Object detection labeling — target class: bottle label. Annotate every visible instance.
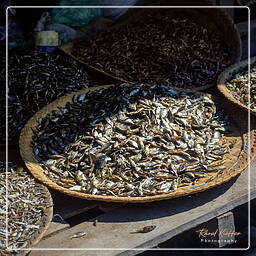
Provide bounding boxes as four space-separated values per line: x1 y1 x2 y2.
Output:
34 31 59 47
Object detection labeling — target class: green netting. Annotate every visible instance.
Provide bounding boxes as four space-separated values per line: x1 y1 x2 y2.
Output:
50 0 102 27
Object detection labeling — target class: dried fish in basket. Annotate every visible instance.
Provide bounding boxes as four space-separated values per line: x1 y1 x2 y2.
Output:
19 83 252 203
0 162 53 255
63 2 241 91
217 56 256 116
0 48 92 143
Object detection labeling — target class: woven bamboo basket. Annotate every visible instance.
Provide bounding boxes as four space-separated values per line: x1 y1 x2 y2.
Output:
19 84 255 203
60 0 241 91
217 56 256 116
2 165 53 256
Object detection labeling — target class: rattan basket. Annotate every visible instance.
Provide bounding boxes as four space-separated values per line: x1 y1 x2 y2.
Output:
59 0 241 91
19 84 255 203
2 164 53 256
217 56 256 116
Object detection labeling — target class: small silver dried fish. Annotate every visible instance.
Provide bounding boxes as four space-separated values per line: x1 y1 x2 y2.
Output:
32 83 231 197
71 232 87 239
226 63 256 109
0 162 49 255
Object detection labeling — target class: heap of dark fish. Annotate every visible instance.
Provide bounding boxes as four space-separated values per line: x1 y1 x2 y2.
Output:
0 49 91 142
32 83 231 197
226 62 256 110
73 11 231 87
0 162 50 254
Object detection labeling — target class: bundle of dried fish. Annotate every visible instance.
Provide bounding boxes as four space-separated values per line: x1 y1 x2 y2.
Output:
0 48 91 142
226 63 256 110
0 162 50 254
73 11 231 87
32 83 231 197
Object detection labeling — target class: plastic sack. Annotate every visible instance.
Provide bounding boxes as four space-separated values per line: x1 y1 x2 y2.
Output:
76 17 113 38
46 23 77 44
49 0 102 27
34 12 50 32
1 6 25 47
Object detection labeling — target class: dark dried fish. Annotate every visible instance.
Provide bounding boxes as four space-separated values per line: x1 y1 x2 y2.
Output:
0 48 91 142
73 11 231 88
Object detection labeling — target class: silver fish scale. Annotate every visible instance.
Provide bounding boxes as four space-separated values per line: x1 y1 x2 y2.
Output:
0 162 49 254
32 83 230 197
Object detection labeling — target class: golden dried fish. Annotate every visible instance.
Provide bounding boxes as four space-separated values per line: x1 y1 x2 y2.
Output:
132 225 157 234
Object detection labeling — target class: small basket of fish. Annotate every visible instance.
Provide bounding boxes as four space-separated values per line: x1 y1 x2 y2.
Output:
60 0 241 91
217 56 256 116
19 83 255 203
0 162 53 255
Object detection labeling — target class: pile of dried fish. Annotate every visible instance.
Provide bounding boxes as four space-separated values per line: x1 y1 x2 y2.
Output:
73 11 231 87
0 162 50 254
0 48 91 142
32 83 231 197
226 63 256 109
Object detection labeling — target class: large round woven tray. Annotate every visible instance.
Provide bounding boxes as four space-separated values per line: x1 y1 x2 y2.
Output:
217 56 256 116
59 0 241 91
19 84 255 203
1 164 53 256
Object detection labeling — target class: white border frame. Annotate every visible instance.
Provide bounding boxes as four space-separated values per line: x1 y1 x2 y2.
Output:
5 5 251 253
